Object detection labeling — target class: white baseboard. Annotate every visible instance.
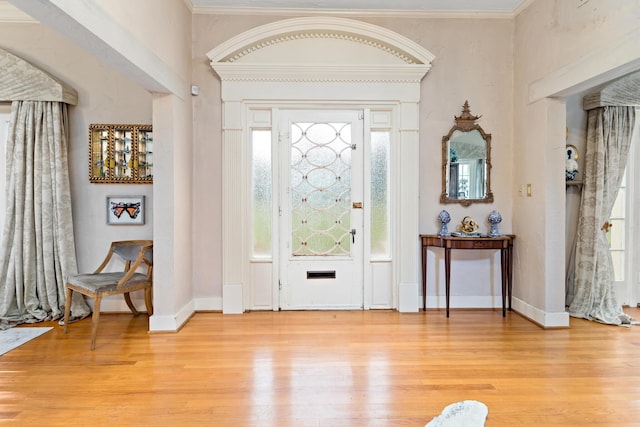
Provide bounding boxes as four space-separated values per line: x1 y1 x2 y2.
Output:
194 297 222 311
99 296 146 312
99 297 218 332
425 295 507 309
103 294 571 331
512 297 570 328
148 300 195 332
424 295 570 327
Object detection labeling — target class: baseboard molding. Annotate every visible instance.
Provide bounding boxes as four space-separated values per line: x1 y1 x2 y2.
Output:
194 297 222 311
149 300 195 332
512 297 570 328
100 296 220 332
99 297 147 313
104 294 571 330
425 295 509 309
424 295 570 327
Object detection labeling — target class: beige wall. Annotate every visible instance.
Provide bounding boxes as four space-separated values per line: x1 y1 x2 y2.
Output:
0 22 153 311
514 0 640 322
191 14 515 307
0 0 194 327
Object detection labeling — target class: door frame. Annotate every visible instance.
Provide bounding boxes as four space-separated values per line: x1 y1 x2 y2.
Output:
208 17 434 313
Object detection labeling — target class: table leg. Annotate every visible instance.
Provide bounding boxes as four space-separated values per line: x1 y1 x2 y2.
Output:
508 243 513 311
422 245 427 310
500 247 507 317
445 247 451 318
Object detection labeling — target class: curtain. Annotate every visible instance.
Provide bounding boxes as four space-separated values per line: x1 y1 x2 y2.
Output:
0 101 90 329
567 106 636 325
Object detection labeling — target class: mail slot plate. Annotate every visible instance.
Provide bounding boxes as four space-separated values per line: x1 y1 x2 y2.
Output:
307 271 336 279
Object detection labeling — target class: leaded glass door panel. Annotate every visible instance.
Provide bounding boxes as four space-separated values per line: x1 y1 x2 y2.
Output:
280 110 363 309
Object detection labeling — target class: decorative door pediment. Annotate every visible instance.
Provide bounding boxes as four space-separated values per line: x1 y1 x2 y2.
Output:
208 17 434 83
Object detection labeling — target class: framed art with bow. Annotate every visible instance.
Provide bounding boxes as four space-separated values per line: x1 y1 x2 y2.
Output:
106 195 145 225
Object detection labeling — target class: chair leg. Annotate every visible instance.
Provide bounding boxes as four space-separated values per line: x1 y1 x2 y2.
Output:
90 296 102 351
63 287 73 334
144 286 153 316
123 292 139 316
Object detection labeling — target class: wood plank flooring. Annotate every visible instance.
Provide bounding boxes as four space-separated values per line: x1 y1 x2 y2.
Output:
2 308 640 426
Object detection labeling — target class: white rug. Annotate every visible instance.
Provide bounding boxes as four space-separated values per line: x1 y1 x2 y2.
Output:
0 327 53 355
425 400 488 427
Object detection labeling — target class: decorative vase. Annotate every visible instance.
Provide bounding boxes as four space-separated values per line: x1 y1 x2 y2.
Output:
488 210 502 237
437 210 451 236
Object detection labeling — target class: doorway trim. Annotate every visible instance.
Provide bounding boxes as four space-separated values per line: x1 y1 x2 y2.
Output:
208 17 434 313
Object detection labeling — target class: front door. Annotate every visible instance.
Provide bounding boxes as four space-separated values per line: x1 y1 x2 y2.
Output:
279 110 364 309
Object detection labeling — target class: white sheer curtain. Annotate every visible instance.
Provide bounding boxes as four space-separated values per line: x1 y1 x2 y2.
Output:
567 106 636 325
0 100 89 329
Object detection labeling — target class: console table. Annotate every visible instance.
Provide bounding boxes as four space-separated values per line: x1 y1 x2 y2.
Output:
420 234 515 317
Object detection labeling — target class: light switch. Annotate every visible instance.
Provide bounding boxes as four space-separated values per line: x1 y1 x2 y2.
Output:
526 184 532 197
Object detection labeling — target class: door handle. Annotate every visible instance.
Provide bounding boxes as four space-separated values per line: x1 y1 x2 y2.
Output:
350 228 356 244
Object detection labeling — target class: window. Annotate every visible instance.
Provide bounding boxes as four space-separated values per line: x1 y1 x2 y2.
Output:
251 130 272 258
370 131 390 258
609 107 640 306
608 170 625 282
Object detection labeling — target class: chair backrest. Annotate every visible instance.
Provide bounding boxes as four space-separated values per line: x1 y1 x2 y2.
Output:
112 240 153 263
110 241 153 286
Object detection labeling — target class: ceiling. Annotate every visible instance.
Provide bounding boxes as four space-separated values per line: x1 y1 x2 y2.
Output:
190 0 529 13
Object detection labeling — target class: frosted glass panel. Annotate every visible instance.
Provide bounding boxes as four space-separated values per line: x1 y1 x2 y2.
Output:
371 131 390 258
252 130 272 257
291 122 351 256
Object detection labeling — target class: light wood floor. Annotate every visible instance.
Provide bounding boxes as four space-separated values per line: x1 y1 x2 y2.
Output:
2 308 640 426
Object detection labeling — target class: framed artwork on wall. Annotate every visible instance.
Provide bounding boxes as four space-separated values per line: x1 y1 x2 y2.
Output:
106 195 145 225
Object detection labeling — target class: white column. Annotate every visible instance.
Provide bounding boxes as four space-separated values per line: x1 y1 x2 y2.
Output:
222 101 245 313
397 101 420 312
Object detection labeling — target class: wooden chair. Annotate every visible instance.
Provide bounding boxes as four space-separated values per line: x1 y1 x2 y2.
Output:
63 240 153 350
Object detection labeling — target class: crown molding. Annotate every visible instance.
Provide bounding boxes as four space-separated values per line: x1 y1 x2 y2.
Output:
193 6 516 19
513 0 535 17
0 2 37 23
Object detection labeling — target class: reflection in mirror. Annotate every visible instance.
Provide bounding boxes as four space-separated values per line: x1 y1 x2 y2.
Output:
440 101 493 206
448 130 486 199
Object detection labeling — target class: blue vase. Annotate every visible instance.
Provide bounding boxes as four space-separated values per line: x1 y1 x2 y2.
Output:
488 210 502 237
437 210 451 236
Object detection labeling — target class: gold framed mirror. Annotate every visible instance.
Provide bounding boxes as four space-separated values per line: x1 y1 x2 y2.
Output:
440 101 493 207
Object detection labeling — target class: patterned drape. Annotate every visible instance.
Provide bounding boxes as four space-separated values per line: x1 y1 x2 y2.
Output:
567 106 636 325
0 100 90 329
